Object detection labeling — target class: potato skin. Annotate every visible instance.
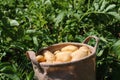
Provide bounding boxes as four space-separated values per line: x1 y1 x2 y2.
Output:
43 50 56 63
71 48 88 61
54 50 61 55
36 55 45 62
61 45 78 52
55 51 72 62
79 46 90 52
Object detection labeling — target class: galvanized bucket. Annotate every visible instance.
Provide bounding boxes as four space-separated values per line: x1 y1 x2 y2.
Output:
26 36 99 80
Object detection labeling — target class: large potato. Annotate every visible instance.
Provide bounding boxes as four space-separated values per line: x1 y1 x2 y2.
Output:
71 49 80 57
43 50 55 63
71 49 88 61
54 50 61 55
36 55 45 62
61 45 78 52
55 51 72 62
79 46 91 55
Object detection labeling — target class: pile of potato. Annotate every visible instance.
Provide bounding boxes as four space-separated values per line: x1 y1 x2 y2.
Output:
36 45 91 64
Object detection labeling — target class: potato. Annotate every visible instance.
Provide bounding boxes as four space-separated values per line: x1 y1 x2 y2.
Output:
54 50 61 55
43 50 55 63
80 46 89 50
37 45 91 63
80 46 91 55
36 55 45 62
79 46 90 52
71 49 80 57
55 51 72 62
71 49 88 61
61 45 78 52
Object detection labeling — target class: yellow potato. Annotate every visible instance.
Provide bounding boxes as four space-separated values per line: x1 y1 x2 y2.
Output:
80 46 91 55
88 51 91 55
36 55 45 62
61 45 78 52
54 50 61 55
80 46 89 49
55 51 72 62
71 49 80 57
71 49 88 61
43 50 55 62
79 46 90 52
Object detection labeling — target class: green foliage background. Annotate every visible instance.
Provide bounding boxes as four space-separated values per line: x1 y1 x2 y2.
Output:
0 0 120 80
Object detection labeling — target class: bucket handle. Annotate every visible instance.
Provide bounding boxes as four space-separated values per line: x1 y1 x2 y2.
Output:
82 36 99 49
26 51 45 78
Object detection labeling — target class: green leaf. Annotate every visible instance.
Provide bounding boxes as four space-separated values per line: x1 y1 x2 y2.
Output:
94 3 99 11
107 12 120 20
0 62 10 70
2 17 10 26
100 0 108 11
97 50 104 57
10 20 19 26
26 71 34 80
4 74 20 80
0 66 15 74
26 30 36 34
33 36 38 47
111 40 120 58
44 0 51 5
54 11 66 26
100 37 108 43
103 4 116 12
0 52 6 61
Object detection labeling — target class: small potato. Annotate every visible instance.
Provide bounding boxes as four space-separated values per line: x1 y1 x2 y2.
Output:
43 50 55 62
61 45 78 52
55 51 72 62
71 49 88 61
36 55 45 62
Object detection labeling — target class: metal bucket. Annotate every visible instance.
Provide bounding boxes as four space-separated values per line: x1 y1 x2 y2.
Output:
26 36 99 80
